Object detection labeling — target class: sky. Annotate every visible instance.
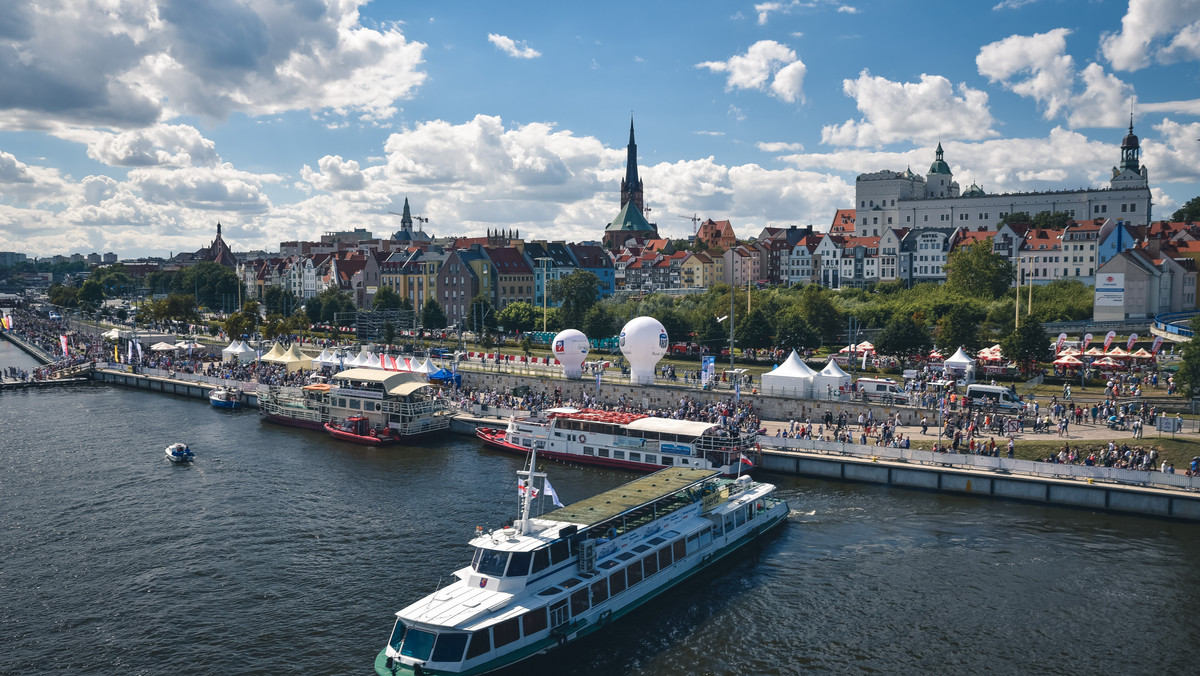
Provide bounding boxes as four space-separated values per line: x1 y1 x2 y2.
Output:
1 0 1200 259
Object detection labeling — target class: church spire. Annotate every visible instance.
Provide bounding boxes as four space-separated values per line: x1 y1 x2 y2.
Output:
620 117 644 212
1120 116 1140 173
401 197 413 231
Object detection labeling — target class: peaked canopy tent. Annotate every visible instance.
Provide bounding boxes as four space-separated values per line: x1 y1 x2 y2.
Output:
813 359 851 396
760 350 817 398
150 341 179 352
232 340 256 363
259 343 288 363
1053 354 1083 367
221 340 242 362
428 367 461 388
943 347 977 382
272 344 313 372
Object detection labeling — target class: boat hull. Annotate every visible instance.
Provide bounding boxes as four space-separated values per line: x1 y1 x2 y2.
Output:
209 398 241 409
475 427 753 476
325 424 395 446
372 506 788 676
261 411 327 431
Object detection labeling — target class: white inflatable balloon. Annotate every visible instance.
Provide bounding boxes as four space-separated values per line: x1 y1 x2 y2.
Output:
619 317 667 385
552 329 590 379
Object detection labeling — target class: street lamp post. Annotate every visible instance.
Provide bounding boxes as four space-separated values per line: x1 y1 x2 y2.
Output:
536 257 552 332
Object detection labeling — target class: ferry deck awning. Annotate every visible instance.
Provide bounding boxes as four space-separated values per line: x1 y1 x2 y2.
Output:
622 418 719 437
540 468 718 528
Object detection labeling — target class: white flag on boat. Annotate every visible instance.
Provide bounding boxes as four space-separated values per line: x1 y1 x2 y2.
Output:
543 479 565 508
517 479 539 500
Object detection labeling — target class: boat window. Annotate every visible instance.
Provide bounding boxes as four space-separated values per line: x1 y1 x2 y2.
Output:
560 577 581 589
613 450 625 460
549 540 569 564
643 554 659 577
686 534 699 554
644 455 656 464
724 515 734 532
632 544 651 554
591 579 608 604
474 549 510 577
570 587 590 616
626 562 643 587
598 449 609 458
506 551 532 577
492 617 521 648
629 452 640 462
609 570 627 596
673 539 687 560
531 548 550 574
658 547 672 569
701 525 714 545
661 456 673 466
432 633 468 662
616 552 635 561
735 507 746 528
598 560 618 570
522 607 548 636
647 537 666 546
465 630 490 660
583 447 594 455
349 399 361 410
399 628 436 660
375 402 382 411
388 620 407 651
549 599 570 628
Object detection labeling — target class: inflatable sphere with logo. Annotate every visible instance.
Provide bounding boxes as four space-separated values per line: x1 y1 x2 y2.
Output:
619 316 667 385
551 329 590 379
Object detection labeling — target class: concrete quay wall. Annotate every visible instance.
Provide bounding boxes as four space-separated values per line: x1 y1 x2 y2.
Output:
93 368 260 407
759 451 1200 521
457 370 921 424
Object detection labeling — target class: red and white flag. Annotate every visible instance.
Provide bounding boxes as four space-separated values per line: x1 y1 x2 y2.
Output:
1103 331 1117 352
60 334 69 358
738 453 754 467
1151 335 1164 355
1082 332 1093 352
1126 333 1139 351
1055 333 1067 354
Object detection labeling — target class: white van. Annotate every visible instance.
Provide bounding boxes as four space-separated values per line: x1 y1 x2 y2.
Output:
856 377 906 404
965 384 1023 412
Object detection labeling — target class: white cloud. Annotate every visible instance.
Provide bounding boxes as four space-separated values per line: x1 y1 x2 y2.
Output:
487 33 541 59
992 0 1039 9
54 124 220 168
1101 0 1200 71
1144 117 1200 183
302 155 367 191
757 141 804 153
0 1 428 129
977 29 1076 119
1141 98 1200 115
821 70 996 146
0 150 71 205
1067 64 1136 128
755 0 859 24
126 164 279 212
696 40 807 104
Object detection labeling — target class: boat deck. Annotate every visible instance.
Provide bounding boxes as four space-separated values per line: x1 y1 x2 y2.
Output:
540 467 718 527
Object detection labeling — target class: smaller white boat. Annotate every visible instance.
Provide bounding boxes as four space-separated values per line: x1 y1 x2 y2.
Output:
209 386 242 409
165 443 195 463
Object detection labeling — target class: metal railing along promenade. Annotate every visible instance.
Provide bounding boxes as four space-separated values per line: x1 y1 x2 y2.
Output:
759 435 1200 492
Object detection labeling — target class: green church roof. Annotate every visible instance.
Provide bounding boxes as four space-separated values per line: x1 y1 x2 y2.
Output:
605 200 654 232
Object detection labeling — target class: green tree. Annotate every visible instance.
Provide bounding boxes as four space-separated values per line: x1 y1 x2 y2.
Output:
774 308 821 352
658 308 692 347
1171 196 1200 223
421 298 448 330
694 312 726 349
582 305 616 338
173 262 244 311
945 240 1015 301
373 286 403 310
549 270 600 329
79 279 105 310
520 334 534 359
48 283 80 308
467 295 497 335
735 308 774 349
874 314 932 359
797 284 842 342
264 286 299 316
224 311 253 339
1173 316 1200 398
936 304 983 353
309 287 355 324
1001 319 1049 374
383 320 396 346
497 301 536 334
262 313 285 340
90 264 135 298
1031 210 1073 230
163 293 200 322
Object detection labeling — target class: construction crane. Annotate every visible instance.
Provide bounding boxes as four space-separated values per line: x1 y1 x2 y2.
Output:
678 213 701 236
387 211 429 224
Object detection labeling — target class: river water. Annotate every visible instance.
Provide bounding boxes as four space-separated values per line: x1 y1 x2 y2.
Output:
2 347 1198 675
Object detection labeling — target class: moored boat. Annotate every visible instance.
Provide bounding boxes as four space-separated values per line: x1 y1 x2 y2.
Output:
475 407 759 476
165 443 195 463
373 436 789 675
209 385 242 409
258 382 331 430
324 415 399 445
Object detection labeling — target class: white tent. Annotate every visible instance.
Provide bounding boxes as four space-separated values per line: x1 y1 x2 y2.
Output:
943 347 977 382
312 348 334 367
102 328 125 340
150 341 180 352
232 340 256 363
760 350 816 398
813 359 852 397
412 357 435 375
222 340 241 362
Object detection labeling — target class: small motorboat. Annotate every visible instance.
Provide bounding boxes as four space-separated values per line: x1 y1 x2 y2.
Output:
209 386 242 409
324 415 397 446
165 443 195 463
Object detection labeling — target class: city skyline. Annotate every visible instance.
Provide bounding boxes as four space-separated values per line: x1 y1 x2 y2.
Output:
1 0 1199 258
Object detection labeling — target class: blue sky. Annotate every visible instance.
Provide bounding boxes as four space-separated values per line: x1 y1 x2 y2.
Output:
1 0 1199 258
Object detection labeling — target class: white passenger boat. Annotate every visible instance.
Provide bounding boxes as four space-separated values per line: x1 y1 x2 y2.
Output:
476 407 760 476
374 438 789 675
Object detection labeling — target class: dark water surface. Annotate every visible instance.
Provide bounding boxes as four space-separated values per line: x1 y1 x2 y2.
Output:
2 380 1198 675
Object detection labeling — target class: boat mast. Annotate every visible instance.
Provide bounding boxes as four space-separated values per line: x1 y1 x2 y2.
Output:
515 434 547 535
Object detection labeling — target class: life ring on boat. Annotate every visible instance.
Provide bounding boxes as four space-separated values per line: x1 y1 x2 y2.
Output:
370 429 378 438
579 434 586 443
